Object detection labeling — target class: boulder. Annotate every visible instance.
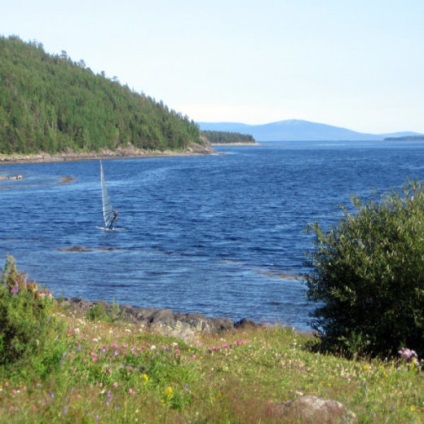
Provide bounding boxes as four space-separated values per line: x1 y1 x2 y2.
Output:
275 395 357 423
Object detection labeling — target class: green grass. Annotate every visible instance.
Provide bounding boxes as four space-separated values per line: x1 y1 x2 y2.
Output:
0 305 422 423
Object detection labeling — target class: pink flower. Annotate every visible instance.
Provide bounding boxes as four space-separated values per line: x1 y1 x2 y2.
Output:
113 382 119 388
128 388 136 396
234 340 250 346
398 347 418 361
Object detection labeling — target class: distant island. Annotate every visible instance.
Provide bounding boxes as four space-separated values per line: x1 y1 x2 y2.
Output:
198 120 423 142
0 36 207 157
201 130 256 145
384 135 424 141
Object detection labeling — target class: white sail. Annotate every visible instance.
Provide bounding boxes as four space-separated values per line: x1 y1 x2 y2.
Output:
100 160 115 229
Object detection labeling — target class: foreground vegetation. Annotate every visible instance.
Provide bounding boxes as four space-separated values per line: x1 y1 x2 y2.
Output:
306 181 424 359
0 36 202 155
0 257 423 423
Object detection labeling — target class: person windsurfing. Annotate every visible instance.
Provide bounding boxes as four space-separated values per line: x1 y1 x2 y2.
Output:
109 210 119 229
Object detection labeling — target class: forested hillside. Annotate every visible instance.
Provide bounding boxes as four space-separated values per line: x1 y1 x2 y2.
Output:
0 36 203 154
202 130 255 144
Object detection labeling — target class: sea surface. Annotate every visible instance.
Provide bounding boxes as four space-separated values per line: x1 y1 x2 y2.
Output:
1 140 424 331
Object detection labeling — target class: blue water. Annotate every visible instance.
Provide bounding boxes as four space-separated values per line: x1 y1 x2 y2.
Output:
1 140 424 331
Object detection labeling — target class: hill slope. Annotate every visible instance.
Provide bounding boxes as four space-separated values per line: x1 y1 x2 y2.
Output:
198 119 421 142
0 36 203 155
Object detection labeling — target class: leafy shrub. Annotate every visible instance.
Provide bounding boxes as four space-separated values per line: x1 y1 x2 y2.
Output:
86 302 108 322
86 300 122 322
305 181 424 358
0 255 55 364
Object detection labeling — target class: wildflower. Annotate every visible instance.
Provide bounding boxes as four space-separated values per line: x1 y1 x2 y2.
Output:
233 340 250 346
163 386 174 399
106 391 112 406
150 345 156 351
128 388 136 396
398 347 418 361
398 348 420 367
113 382 119 388
10 280 19 295
141 373 149 382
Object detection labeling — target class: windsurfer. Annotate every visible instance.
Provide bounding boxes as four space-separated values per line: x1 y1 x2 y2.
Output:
109 210 119 229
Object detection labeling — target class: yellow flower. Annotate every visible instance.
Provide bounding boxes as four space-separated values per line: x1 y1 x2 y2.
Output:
163 386 174 399
141 373 149 382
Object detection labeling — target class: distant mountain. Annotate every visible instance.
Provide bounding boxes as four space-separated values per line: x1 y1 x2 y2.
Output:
198 119 422 142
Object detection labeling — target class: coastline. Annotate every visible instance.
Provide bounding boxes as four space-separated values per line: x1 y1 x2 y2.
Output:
0 143 216 165
211 142 259 146
60 297 261 342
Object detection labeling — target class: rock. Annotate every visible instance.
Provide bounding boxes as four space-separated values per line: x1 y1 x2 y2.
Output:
59 246 92 252
234 318 258 328
275 395 357 423
59 298 239 341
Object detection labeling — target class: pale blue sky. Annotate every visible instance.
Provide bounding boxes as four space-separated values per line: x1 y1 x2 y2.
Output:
2 0 423 133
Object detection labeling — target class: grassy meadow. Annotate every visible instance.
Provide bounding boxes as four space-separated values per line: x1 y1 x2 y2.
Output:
0 301 422 423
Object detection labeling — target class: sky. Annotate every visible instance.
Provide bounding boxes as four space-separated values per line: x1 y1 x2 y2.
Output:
1 0 424 134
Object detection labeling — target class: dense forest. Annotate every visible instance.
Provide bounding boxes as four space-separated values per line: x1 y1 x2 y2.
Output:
0 36 204 155
202 130 255 144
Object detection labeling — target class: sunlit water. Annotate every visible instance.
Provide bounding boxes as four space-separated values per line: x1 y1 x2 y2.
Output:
1 140 424 331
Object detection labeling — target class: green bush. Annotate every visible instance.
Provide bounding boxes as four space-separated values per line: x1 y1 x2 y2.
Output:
305 181 424 358
0 255 55 364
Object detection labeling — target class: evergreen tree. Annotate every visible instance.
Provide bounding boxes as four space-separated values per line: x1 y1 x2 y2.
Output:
0 36 204 154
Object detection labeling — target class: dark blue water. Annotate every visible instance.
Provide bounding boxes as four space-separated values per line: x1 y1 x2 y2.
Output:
1 140 424 331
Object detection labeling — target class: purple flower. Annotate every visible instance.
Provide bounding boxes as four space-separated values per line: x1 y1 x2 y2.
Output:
106 390 112 406
10 281 19 295
398 348 418 361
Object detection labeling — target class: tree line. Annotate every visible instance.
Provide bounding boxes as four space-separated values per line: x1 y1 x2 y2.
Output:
202 130 255 144
0 36 203 155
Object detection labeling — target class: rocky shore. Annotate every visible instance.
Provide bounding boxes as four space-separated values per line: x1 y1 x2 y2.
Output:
0 143 216 165
60 297 258 342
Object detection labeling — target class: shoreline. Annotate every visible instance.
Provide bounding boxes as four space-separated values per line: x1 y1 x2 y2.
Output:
211 142 259 146
0 143 217 166
59 297 262 342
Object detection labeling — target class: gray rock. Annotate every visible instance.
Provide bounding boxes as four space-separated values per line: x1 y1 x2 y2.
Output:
276 395 357 423
59 297 240 341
